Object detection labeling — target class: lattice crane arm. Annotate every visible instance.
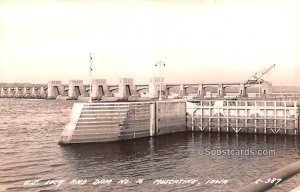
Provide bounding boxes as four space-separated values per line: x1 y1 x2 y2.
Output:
246 64 276 85
256 64 276 81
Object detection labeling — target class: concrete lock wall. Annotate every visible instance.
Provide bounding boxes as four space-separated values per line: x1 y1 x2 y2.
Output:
59 100 187 144
59 102 153 144
148 77 165 99
156 100 187 135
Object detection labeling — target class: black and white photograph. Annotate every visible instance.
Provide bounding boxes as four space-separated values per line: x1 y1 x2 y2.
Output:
1 0 300 191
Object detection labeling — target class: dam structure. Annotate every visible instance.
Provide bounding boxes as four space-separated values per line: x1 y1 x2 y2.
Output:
57 77 300 144
1 77 300 100
0 83 47 99
0 78 299 144
42 78 279 100
0 77 282 100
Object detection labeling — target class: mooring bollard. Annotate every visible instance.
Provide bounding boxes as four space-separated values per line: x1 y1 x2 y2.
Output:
236 160 300 192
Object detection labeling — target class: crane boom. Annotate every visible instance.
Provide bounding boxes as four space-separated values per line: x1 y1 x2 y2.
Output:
256 64 275 81
246 64 276 85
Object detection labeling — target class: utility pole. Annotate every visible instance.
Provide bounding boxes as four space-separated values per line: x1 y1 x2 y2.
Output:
155 61 166 100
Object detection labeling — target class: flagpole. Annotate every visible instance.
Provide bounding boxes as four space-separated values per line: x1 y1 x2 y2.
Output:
89 53 92 103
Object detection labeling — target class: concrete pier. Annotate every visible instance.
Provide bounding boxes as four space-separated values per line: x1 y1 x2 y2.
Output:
15 87 22 98
8 87 13 97
68 80 87 100
179 84 187 97
217 84 225 98
40 87 47 99
239 83 247 97
47 80 62 99
261 82 272 97
197 84 206 98
148 77 165 99
23 87 30 98
91 79 108 100
31 87 37 98
118 78 139 100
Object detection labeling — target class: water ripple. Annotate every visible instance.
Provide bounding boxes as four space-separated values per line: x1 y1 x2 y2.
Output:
0 99 299 191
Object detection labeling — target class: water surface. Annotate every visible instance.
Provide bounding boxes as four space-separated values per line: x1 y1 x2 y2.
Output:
0 99 299 192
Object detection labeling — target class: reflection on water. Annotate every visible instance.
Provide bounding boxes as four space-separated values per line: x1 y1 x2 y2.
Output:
0 99 299 192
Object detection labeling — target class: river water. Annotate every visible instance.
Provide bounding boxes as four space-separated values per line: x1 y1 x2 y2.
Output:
0 99 299 192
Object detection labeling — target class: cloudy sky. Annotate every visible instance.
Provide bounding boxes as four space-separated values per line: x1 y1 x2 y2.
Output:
0 0 299 85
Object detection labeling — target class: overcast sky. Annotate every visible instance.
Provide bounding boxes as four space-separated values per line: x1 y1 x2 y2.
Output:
0 0 299 85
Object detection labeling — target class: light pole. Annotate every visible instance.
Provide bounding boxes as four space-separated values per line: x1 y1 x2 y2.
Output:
88 53 93 103
155 61 166 100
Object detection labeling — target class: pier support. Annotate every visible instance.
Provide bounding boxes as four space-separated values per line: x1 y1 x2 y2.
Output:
197 84 206 98
68 80 86 100
148 77 165 99
150 103 156 136
118 78 139 100
179 84 187 97
91 79 109 100
31 87 37 98
165 87 170 99
40 87 47 98
239 83 247 97
218 84 225 98
15 87 22 98
23 87 30 98
261 82 272 98
0 87 4 97
4 88 9 97
48 80 63 99
8 87 13 97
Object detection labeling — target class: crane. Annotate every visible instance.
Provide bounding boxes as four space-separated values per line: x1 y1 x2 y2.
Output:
245 64 276 85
